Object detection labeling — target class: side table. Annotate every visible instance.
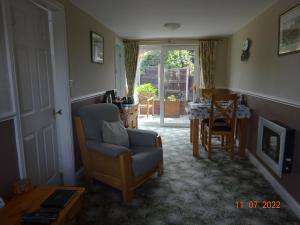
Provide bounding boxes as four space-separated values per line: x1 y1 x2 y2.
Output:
0 186 85 225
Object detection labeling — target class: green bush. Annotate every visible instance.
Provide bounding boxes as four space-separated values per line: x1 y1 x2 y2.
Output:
135 83 157 95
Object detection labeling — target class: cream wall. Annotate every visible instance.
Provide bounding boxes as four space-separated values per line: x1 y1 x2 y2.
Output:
227 0 300 102
58 0 118 98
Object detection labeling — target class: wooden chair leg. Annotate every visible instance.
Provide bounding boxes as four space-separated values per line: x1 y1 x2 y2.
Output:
208 134 212 160
204 128 208 151
192 119 200 158
190 120 193 143
231 133 235 159
158 161 164 176
229 136 234 160
122 189 133 205
221 135 225 147
152 102 154 116
225 135 229 151
201 122 205 146
147 102 149 118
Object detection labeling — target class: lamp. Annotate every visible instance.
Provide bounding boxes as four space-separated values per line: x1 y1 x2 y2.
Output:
163 23 181 30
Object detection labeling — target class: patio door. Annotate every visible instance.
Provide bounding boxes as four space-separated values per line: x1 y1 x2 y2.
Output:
136 45 199 127
159 46 199 126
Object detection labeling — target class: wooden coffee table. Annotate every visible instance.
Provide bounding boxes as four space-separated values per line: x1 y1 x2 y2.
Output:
0 186 85 225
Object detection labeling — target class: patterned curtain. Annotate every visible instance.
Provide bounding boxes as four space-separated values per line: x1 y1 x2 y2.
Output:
199 40 218 88
124 40 139 97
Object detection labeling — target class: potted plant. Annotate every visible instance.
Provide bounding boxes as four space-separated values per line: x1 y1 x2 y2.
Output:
164 95 180 118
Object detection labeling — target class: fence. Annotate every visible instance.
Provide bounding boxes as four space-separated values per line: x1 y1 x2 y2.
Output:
139 66 194 101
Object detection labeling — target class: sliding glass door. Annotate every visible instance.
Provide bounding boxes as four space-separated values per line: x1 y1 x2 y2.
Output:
160 46 199 126
136 45 199 127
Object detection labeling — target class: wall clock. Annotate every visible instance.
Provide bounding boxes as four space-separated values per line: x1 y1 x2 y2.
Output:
241 38 251 61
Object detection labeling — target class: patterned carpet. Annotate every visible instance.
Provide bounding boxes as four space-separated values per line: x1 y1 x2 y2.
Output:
78 126 300 225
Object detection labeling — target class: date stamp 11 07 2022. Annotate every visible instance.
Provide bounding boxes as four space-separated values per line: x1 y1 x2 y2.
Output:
235 200 281 209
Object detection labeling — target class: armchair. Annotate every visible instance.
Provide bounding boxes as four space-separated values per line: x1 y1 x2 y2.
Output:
74 103 163 204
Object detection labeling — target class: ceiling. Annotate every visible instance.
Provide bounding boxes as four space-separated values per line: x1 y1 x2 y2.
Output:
70 0 278 39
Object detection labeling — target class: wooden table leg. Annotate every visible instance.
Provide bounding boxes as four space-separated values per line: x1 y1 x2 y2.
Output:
192 119 200 158
239 119 247 159
190 119 194 143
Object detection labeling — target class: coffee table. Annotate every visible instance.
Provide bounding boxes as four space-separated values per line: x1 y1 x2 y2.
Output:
0 186 85 225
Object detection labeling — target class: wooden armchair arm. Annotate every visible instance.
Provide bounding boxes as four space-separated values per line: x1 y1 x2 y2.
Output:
156 136 162 147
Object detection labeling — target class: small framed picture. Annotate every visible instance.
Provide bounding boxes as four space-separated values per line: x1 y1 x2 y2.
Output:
91 31 104 63
278 4 300 55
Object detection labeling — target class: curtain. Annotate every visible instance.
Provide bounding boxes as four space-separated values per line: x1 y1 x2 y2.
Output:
199 40 218 88
124 40 139 97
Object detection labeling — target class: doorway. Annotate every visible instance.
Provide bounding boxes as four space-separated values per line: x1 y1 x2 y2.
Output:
2 0 75 185
136 45 199 127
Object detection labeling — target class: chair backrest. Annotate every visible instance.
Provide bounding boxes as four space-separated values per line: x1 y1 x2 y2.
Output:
201 88 213 98
201 88 232 98
138 92 154 104
79 103 120 142
209 93 237 130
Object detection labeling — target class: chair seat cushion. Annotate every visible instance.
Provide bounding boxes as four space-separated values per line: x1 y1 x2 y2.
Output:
131 147 163 177
102 120 129 147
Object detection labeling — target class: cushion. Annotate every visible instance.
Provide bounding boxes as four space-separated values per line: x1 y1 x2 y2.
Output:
86 140 128 157
130 146 161 154
131 147 163 177
79 103 120 142
127 129 158 147
102 120 129 148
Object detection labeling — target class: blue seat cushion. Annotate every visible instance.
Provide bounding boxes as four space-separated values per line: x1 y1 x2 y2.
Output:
131 147 163 177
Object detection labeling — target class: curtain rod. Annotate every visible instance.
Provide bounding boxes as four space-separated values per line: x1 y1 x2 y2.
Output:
137 38 226 46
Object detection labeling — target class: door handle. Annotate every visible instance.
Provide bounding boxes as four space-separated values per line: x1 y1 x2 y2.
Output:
53 109 62 118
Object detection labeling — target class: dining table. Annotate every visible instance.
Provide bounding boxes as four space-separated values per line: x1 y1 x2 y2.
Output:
187 101 251 159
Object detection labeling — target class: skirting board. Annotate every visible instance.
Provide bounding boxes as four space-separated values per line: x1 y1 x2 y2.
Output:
247 151 300 218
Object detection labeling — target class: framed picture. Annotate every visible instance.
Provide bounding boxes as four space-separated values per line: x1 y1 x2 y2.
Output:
91 31 104 63
278 4 300 55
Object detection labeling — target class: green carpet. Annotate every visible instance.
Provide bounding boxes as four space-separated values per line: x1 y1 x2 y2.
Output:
77 126 299 225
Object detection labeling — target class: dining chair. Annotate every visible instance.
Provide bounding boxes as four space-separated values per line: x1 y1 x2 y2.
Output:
200 88 227 144
201 88 231 98
201 88 213 98
203 93 237 160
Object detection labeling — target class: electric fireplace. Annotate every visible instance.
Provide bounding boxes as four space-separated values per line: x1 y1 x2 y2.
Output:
257 117 295 177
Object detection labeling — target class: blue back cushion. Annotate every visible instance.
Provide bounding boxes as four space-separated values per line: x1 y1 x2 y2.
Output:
79 103 120 142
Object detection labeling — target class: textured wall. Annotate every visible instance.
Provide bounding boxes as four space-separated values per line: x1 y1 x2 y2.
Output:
245 95 300 204
227 0 300 205
58 0 118 99
227 0 300 102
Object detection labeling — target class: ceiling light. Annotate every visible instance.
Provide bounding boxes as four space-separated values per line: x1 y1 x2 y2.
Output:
163 23 181 30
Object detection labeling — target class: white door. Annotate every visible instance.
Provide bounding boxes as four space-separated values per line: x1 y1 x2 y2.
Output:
11 0 60 185
159 46 199 126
